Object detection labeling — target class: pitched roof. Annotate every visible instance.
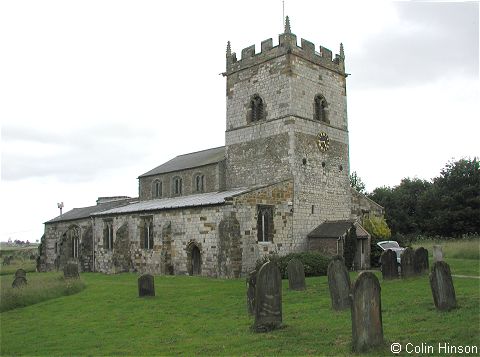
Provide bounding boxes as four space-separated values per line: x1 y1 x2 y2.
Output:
93 187 250 216
45 198 136 224
307 220 370 239
307 220 356 238
139 146 225 178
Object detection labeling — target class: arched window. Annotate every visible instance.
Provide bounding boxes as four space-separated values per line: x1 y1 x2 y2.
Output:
257 205 274 242
140 217 154 250
173 177 183 195
103 220 113 250
250 94 264 122
314 94 328 123
195 174 205 193
67 226 80 258
152 180 162 198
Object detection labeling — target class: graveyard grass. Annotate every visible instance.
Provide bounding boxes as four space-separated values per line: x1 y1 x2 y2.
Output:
1 260 478 356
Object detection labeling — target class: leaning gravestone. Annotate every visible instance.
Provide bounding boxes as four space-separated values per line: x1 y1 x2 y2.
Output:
63 263 80 279
430 261 456 311
246 270 257 315
380 249 398 280
12 276 27 288
351 272 384 352
253 261 282 332
433 245 444 263
138 274 155 297
400 247 415 278
414 247 429 275
287 258 306 291
327 256 351 310
15 268 27 278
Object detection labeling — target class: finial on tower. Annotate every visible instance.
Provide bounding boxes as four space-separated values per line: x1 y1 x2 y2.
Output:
226 41 232 57
284 15 291 34
340 42 345 58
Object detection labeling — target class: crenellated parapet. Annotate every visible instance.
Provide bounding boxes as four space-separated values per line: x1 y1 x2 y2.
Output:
226 16 345 75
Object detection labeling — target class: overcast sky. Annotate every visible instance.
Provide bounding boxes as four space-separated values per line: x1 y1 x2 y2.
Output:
1 0 478 242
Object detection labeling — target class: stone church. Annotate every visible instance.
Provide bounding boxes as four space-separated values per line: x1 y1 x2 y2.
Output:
38 18 383 277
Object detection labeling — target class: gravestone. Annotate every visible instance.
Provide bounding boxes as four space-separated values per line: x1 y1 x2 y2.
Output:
287 258 306 290
430 261 456 311
138 274 155 297
414 247 429 275
246 270 257 315
327 256 351 310
433 245 443 263
253 261 282 332
351 272 384 352
380 249 398 280
63 263 79 279
400 247 415 278
12 276 27 288
15 268 27 278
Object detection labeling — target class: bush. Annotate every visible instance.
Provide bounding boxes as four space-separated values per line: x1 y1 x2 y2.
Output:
255 252 330 279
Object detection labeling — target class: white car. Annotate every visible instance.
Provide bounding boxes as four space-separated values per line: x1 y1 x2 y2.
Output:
377 240 405 264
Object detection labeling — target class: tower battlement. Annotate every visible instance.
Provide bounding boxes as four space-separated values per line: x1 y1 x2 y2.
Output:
226 17 345 75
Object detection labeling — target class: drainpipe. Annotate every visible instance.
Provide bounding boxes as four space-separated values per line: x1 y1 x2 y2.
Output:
91 217 95 272
336 236 342 255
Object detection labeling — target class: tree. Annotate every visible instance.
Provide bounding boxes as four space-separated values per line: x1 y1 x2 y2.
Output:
350 171 366 193
418 158 480 236
369 178 431 235
343 224 357 270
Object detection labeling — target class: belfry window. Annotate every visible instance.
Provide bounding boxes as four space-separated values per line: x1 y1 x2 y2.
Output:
173 177 183 195
250 94 264 122
314 94 328 123
195 174 205 192
103 221 114 250
257 205 274 243
153 180 162 198
140 217 154 250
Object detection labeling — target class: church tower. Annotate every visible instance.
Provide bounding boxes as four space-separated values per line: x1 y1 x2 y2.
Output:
224 18 352 245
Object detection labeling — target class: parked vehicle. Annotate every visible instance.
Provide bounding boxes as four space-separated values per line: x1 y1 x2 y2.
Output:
377 240 405 264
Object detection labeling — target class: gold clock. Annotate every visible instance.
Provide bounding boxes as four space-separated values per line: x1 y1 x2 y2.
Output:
316 131 330 152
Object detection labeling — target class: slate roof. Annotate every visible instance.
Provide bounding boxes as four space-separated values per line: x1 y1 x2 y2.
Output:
93 187 250 216
139 146 225 178
307 220 369 239
45 198 137 224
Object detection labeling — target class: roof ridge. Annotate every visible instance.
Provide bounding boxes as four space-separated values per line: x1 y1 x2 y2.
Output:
175 145 225 158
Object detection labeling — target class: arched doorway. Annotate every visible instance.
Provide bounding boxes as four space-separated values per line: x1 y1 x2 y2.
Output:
187 243 202 276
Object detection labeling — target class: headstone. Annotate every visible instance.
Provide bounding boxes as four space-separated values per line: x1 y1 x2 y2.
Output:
287 258 306 290
351 272 384 352
246 270 257 315
63 263 80 279
400 247 415 278
138 274 155 297
380 249 398 279
12 276 27 288
253 261 282 332
433 245 443 263
430 261 456 311
15 268 27 278
414 247 429 275
327 256 351 310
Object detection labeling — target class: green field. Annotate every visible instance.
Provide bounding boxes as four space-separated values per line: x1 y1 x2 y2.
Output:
1 261 478 356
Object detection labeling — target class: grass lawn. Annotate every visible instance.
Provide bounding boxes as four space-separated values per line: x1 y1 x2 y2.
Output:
1 260 479 356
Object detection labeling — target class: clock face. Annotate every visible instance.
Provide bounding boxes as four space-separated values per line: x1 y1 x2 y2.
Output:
316 131 330 152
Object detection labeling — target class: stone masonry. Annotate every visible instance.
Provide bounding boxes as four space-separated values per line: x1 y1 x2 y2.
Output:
39 18 381 277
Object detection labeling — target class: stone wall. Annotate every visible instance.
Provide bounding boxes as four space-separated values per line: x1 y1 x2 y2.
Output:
351 188 384 219
138 162 223 200
42 219 93 272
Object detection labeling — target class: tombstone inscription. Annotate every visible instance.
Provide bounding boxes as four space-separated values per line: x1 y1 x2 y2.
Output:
253 261 282 332
287 258 306 291
327 256 351 310
380 249 398 280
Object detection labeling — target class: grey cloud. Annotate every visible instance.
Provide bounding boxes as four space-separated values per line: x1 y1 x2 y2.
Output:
349 2 478 88
1 123 155 181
